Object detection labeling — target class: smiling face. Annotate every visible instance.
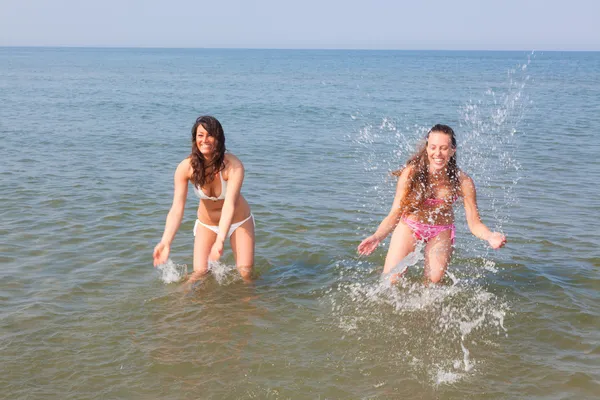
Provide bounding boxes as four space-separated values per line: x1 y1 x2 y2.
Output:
195 124 216 158
426 131 456 173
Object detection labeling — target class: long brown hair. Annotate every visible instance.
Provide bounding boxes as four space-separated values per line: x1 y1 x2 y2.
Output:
190 116 226 187
393 124 460 214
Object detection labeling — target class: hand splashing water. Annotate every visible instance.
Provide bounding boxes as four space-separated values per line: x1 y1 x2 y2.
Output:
156 259 188 283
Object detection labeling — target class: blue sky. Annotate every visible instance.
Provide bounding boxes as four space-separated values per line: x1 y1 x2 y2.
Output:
1 0 598 50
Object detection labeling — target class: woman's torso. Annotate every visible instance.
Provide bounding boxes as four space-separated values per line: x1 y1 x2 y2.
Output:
405 177 460 226
189 154 251 225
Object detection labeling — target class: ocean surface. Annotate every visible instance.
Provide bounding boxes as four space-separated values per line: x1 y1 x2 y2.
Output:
1 47 599 399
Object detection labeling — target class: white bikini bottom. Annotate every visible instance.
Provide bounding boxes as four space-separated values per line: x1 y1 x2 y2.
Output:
193 214 254 239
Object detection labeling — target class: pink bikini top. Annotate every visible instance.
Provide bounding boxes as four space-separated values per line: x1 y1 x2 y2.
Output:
423 194 458 207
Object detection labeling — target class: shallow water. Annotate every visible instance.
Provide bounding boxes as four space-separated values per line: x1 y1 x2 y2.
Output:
1 48 599 399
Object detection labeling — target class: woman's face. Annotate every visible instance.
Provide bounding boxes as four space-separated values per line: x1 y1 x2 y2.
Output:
196 125 216 158
426 131 455 173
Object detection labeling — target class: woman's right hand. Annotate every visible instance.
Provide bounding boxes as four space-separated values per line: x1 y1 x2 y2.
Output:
153 242 171 267
357 235 381 256
487 232 507 249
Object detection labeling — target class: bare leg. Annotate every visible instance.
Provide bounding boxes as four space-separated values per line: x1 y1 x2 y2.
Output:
383 220 417 282
190 222 217 284
229 216 255 282
424 229 453 284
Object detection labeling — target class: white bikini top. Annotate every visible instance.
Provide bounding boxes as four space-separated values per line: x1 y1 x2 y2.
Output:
193 171 227 201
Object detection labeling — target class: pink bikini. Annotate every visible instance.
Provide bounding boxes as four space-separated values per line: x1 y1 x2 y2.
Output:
402 196 458 244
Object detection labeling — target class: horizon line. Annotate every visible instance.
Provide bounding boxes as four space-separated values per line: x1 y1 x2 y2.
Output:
1 45 599 52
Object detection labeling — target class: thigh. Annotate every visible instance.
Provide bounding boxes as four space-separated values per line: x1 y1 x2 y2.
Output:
229 216 255 281
193 222 217 275
383 220 417 275
424 229 454 283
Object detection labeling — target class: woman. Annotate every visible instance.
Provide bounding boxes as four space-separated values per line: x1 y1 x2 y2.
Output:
357 124 506 283
153 116 255 282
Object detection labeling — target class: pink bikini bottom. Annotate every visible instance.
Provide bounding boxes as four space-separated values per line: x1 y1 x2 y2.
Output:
402 217 455 244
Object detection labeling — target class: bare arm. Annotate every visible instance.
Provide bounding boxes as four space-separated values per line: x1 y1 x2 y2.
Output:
373 167 411 240
461 173 506 249
153 159 190 265
357 166 412 255
207 156 245 261
216 156 245 244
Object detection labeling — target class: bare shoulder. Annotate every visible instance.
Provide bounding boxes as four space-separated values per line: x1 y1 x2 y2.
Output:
458 170 476 194
223 153 245 181
224 153 245 170
397 164 415 180
175 157 193 180
458 170 473 184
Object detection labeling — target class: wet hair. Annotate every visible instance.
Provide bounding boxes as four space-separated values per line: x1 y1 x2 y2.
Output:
393 124 460 214
190 116 226 187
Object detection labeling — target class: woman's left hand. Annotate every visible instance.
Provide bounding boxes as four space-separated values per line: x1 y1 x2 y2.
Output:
209 239 224 261
357 235 381 256
487 232 507 249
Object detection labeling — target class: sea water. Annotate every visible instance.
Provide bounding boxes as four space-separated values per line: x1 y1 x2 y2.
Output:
1 48 599 399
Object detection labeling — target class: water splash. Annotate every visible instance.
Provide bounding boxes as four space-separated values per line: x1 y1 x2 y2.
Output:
458 53 532 232
155 259 239 285
383 242 425 281
434 368 462 385
324 261 510 385
208 260 239 284
156 259 188 283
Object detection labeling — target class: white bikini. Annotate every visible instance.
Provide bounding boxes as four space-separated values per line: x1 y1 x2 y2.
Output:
193 171 228 201
193 171 254 238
